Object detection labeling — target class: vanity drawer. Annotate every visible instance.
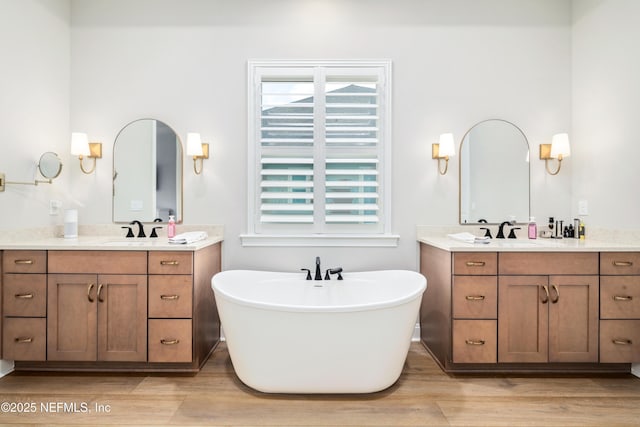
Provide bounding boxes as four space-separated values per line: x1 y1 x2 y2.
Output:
601 253 640 276
2 317 46 361
452 320 497 363
600 320 640 363
453 253 497 275
600 276 640 319
148 252 193 275
3 250 46 273
148 319 193 363
452 276 497 319
48 250 147 274
499 252 598 275
148 275 193 318
3 274 47 317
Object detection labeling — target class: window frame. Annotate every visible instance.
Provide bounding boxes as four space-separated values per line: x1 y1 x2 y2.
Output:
242 59 398 247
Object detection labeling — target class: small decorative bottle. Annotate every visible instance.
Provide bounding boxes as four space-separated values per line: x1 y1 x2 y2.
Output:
167 215 176 238
528 216 537 239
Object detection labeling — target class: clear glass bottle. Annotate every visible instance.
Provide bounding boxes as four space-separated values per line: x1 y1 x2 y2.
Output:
528 216 537 239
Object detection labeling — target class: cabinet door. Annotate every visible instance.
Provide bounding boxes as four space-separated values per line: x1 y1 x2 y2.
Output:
498 275 548 363
548 275 599 363
97 274 147 362
47 274 98 361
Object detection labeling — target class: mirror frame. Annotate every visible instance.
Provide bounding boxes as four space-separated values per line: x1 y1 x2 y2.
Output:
38 152 63 180
112 118 184 224
458 118 530 225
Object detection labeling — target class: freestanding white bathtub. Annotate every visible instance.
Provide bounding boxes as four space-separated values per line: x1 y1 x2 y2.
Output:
211 269 426 394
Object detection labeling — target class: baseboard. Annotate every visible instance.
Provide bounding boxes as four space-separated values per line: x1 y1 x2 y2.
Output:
632 363 640 378
411 322 421 342
0 360 15 378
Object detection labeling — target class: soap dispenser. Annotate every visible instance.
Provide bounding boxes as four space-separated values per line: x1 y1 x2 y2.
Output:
167 215 176 238
528 217 537 239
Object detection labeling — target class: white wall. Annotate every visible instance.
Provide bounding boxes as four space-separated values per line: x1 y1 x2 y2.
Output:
0 0 70 230
572 0 640 378
68 0 572 272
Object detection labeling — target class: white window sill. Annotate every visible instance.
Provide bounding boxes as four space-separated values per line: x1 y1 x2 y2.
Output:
240 234 400 247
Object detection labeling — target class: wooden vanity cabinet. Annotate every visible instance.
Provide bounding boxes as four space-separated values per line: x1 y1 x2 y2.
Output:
46 251 147 362
599 252 640 362
2 250 47 361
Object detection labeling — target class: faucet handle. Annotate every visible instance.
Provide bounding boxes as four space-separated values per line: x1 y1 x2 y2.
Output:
150 226 162 238
508 227 521 239
480 227 492 238
121 226 134 238
300 268 312 280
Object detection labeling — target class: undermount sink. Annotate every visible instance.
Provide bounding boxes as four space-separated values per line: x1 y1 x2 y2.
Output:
493 240 542 247
101 240 150 246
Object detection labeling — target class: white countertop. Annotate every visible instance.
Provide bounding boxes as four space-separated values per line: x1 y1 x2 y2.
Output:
0 225 224 251
417 226 640 252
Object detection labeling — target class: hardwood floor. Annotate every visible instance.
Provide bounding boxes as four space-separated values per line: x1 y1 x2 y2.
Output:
0 342 639 426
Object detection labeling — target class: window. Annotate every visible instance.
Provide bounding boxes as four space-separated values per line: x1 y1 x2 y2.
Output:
243 60 397 247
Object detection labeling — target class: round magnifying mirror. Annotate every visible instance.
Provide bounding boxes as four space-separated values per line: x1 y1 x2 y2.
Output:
38 152 63 180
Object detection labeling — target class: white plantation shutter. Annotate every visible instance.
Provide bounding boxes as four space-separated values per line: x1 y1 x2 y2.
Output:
248 61 391 239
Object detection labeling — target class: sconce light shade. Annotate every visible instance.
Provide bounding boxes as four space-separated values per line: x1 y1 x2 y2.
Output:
550 133 571 159
432 133 456 175
540 133 570 175
187 132 209 175
187 133 204 156
70 132 90 156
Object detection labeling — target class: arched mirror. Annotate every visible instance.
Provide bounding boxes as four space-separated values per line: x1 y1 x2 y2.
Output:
113 119 183 223
459 119 530 224
38 152 63 179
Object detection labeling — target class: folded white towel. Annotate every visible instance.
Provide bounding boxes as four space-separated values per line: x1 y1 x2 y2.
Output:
169 231 208 244
447 232 490 244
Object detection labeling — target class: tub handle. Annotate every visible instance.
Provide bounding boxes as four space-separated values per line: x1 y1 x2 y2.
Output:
14 337 34 344
300 268 312 280
160 339 180 345
160 294 180 300
465 339 485 346
465 295 485 301
613 295 633 301
465 261 485 267
612 338 632 345
160 260 179 266
15 293 34 299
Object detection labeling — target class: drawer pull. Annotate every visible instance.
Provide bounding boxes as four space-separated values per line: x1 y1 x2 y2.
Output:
14 337 33 344
15 293 34 299
465 340 485 346
160 294 180 300
160 260 180 266
466 261 486 267
612 338 633 345
613 261 633 267
14 259 34 265
613 295 633 301
160 339 180 345
465 295 485 301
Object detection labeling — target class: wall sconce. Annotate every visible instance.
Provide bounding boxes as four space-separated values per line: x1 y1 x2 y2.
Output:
71 132 102 174
187 132 209 175
539 133 570 175
432 133 456 175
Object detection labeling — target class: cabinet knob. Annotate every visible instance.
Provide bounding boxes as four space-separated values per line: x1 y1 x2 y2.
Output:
160 339 180 345
612 338 632 345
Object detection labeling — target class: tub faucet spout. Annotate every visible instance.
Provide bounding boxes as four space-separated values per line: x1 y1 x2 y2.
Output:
315 257 322 280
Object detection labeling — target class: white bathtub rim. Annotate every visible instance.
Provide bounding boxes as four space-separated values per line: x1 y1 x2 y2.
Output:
211 269 426 313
